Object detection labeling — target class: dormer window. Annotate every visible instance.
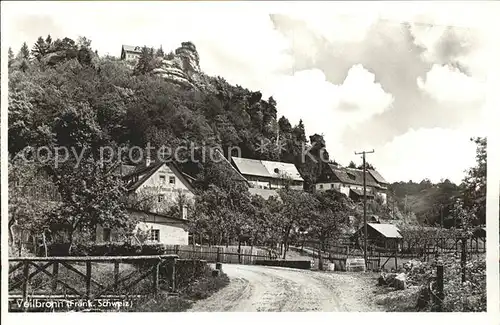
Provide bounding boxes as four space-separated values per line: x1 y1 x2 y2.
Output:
346 172 356 181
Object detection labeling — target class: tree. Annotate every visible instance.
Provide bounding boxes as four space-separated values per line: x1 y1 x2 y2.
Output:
77 36 92 49
461 137 486 225
8 47 14 67
357 162 375 170
134 46 156 75
278 188 316 259
8 157 60 255
156 45 164 57
48 158 132 254
19 42 30 60
45 34 53 47
31 36 48 60
348 161 357 168
310 190 351 269
292 119 307 143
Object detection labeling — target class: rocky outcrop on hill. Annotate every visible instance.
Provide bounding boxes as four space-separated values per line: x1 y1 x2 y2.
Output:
153 41 209 89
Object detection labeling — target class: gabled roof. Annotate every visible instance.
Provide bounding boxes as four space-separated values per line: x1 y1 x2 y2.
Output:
213 149 249 183
261 160 303 182
111 163 137 177
123 161 195 193
368 169 389 185
231 157 303 182
365 223 402 238
328 165 381 188
122 45 143 53
232 157 270 178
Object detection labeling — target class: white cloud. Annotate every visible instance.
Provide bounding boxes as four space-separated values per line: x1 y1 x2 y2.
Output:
417 64 486 103
373 128 477 184
271 65 393 158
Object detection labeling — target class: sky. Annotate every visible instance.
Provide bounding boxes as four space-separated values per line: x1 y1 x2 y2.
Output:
3 1 499 184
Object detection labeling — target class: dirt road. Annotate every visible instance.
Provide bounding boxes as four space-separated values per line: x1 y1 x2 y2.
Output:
187 264 383 312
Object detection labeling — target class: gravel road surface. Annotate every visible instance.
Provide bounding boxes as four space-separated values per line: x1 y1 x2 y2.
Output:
187 264 382 312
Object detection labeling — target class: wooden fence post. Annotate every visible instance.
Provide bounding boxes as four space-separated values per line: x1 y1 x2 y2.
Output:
86 261 92 299
170 258 176 293
461 238 467 283
114 261 120 293
216 247 221 263
436 262 444 312
152 259 160 296
394 245 398 271
22 261 29 301
52 262 59 292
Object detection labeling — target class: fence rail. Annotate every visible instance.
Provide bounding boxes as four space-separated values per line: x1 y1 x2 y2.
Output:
161 245 271 264
8 255 178 309
296 235 485 271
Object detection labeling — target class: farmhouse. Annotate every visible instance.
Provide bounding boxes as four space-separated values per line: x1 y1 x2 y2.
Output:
121 45 142 61
351 222 402 250
315 164 388 204
97 159 196 245
231 156 304 190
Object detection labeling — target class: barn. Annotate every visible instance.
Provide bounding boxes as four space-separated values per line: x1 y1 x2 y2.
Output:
351 222 403 250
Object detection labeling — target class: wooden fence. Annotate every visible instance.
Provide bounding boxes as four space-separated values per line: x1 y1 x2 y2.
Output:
298 235 485 271
8 255 178 307
161 245 272 264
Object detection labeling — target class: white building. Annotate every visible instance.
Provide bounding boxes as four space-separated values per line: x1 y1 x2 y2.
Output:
315 164 388 204
120 45 142 61
231 156 304 191
96 159 196 245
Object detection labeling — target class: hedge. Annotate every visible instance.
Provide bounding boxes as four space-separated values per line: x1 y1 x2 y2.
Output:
41 242 171 256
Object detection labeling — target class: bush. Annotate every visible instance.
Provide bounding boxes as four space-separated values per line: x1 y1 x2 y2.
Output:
43 242 172 256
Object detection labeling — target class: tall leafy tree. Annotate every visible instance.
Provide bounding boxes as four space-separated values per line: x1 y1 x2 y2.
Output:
278 188 317 259
461 137 486 225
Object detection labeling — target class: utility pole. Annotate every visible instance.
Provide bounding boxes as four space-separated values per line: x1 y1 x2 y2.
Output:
354 149 374 269
441 205 444 228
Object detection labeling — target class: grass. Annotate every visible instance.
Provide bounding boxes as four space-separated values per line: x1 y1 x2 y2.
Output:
128 268 230 312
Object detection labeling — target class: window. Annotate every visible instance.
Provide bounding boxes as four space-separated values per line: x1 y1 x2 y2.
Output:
159 175 166 184
158 194 165 202
149 229 160 242
331 184 334 189
319 184 324 189
182 205 188 219
346 172 356 181
169 176 176 185
103 228 111 242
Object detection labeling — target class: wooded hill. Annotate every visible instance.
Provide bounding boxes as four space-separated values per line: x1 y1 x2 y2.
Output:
8 36 486 238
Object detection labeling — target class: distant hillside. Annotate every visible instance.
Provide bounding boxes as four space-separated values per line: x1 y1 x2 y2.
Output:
389 180 461 226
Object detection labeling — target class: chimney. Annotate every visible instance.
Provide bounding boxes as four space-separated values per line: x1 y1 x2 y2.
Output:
145 151 151 167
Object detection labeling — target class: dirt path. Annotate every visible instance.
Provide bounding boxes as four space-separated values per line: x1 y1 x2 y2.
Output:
187 264 383 312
